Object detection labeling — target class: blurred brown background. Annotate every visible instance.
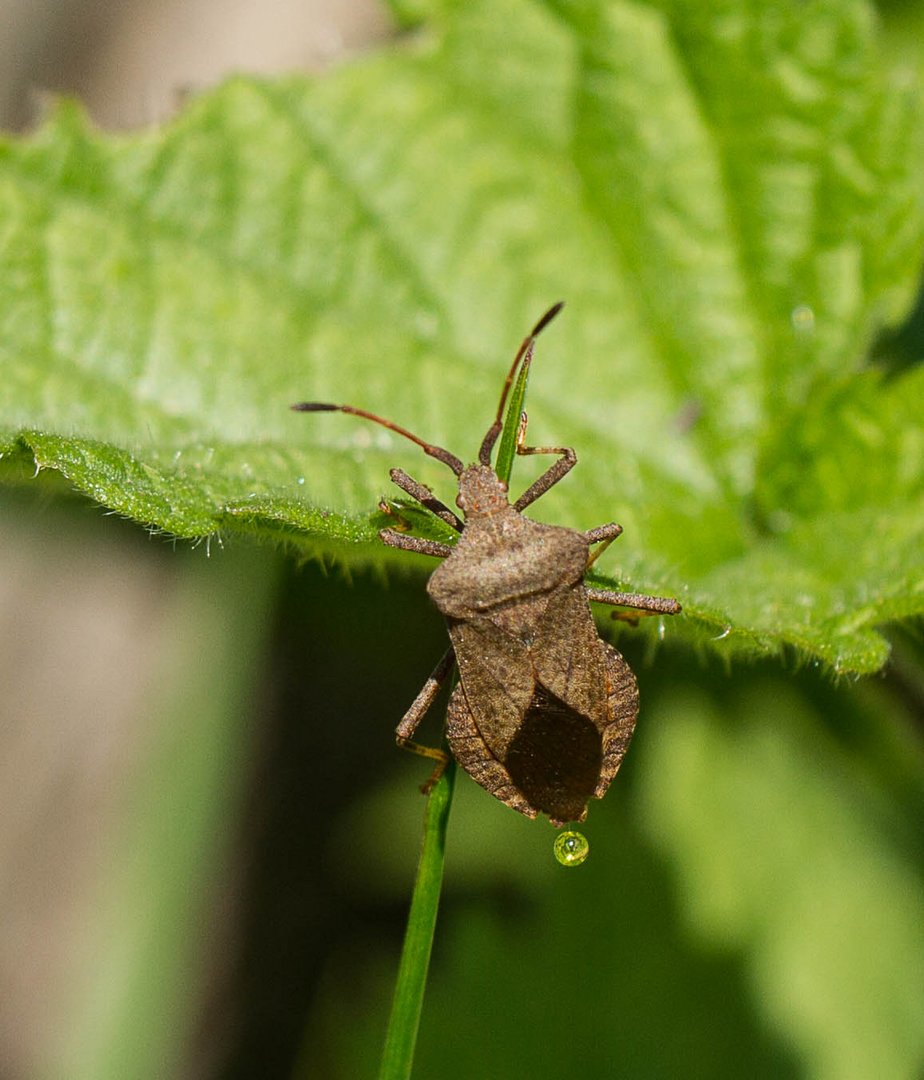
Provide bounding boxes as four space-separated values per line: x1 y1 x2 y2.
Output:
0 0 390 131
0 5 393 1078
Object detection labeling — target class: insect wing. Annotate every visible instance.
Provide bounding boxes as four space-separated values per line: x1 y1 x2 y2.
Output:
447 597 608 824
445 684 538 820
529 586 609 723
448 615 534 759
528 587 640 804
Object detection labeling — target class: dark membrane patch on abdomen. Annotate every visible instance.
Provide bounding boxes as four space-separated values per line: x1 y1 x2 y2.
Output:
503 683 602 823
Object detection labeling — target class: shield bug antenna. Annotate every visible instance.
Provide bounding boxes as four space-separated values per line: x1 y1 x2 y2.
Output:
291 401 464 477
293 301 565 475
294 304 681 826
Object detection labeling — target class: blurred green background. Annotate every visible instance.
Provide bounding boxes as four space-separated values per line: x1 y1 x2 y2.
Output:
1 3 923 1079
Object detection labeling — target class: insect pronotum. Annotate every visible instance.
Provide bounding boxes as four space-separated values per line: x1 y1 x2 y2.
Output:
294 303 680 826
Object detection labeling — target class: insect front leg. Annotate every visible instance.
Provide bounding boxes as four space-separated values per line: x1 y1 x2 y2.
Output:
380 530 454 558
389 467 463 531
511 411 578 511
396 646 456 791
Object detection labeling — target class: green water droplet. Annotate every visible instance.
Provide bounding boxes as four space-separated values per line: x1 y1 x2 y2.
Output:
553 830 589 867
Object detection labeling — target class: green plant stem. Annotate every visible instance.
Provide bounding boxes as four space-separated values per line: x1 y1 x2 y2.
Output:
378 325 529 1077
378 758 456 1080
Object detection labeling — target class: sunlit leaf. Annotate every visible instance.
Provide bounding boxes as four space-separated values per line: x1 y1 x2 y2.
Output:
1 0 922 672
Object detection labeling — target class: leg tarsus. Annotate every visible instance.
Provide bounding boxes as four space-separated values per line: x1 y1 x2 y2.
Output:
395 736 451 793
378 498 413 533
611 610 641 626
509 406 578 512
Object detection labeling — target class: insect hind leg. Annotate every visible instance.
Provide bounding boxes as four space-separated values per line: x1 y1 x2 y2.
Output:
395 647 455 791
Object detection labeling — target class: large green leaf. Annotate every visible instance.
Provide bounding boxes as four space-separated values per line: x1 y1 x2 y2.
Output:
1 0 922 672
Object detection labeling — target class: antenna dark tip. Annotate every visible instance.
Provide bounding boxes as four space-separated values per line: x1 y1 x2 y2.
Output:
291 402 339 412
478 302 565 465
531 300 564 338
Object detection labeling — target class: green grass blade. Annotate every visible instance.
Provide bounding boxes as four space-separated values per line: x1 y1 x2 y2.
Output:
493 342 531 487
378 758 456 1080
378 337 531 1076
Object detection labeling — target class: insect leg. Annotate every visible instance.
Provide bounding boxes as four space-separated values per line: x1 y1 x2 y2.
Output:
584 522 623 568
389 467 463 531
396 646 456 791
380 530 454 558
512 442 578 511
508 400 580 510
378 498 414 533
395 646 456 739
585 523 623 544
586 587 682 616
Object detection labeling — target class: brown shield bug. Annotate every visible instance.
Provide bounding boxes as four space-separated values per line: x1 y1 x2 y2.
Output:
294 303 680 826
